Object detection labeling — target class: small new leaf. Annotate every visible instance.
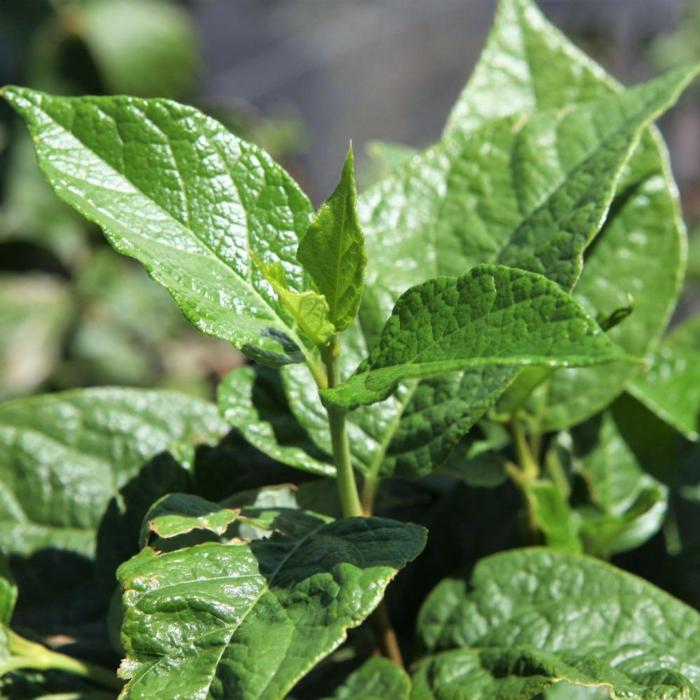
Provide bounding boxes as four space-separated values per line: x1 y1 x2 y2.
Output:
298 146 366 330
323 265 633 409
258 259 336 347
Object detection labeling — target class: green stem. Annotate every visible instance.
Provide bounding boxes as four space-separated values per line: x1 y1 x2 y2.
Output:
5 630 121 691
321 338 363 518
508 419 543 545
319 338 404 666
361 477 378 516
545 448 570 500
511 419 539 480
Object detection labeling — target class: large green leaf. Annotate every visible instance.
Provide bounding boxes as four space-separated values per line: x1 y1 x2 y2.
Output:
449 0 689 430
323 265 630 409
282 64 694 477
628 315 700 440
297 147 366 331
117 515 426 700
324 657 410 700
0 388 226 560
417 548 700 698
362 64 695 305
2 87 317 367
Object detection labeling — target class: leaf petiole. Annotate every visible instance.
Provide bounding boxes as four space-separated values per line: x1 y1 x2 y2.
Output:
3 629 122 691
320 337 363 518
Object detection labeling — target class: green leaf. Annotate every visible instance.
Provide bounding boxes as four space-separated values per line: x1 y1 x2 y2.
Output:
450 0 690 430
257 259 336 347
567 409 669 557
0 388 226 561
297 146 366 331
417 548 700 699
77 0 199 98
0 275 73 401
139 493 239 548
284 62 695 478
362 64 696 304
324 657 410 700
117 515 426 700
2 87 317 367
628 315 700 440
0 555 16 626
218 366 335 477
323 265 630 409
522 480 581 552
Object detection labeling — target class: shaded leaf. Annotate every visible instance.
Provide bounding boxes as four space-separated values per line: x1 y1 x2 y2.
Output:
324 657 410 700
523 480 581 552
0 555 15 626
218 366 335 477
560 408 670 557
258 259 335 347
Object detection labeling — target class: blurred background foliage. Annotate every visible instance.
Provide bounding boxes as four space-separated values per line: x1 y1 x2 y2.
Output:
0 0 699 403
0 3 700 694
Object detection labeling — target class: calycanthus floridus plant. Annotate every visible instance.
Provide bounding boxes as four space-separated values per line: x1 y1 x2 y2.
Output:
2 0 700 698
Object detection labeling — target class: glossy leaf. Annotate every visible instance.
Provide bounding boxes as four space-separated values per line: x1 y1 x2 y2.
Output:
417 548 700 698
297 146 366 331
305 63 694 476
0 388 227 560
218 366 335 477
324 265 630 409
2 87 316 367
450 0 689 430
362 65 695 307
324 657 410 700
628 315 700 440
117 515 426 700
